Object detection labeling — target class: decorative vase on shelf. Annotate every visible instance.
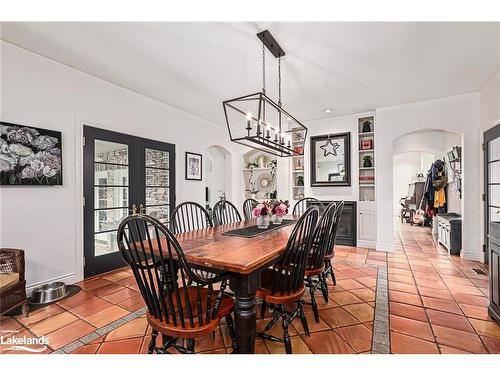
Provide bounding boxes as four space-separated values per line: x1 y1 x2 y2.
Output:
296 175 304 186
362 120 372 133
257 215 270 229
363 155 373 168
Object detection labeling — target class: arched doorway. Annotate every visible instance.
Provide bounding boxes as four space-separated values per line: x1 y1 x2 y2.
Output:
205 145 232 209
392 129 463 239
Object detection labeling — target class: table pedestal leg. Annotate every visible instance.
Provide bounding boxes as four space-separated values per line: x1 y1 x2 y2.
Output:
230 271 261 354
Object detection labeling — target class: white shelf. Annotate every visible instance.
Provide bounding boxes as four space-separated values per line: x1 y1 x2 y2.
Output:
359 167 374 170
359 149 374 153
358 132 374 137
292 170 304 173
359 184 375 187
243 167 271 171
292 186 305 188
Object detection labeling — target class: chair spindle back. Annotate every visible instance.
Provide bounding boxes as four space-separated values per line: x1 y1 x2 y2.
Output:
270 206 319 296
117 214 226 329
212 200 242 225
171 201 213 234
242 198 258 220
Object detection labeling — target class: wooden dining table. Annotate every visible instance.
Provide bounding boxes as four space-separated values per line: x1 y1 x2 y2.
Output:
173 217 298 354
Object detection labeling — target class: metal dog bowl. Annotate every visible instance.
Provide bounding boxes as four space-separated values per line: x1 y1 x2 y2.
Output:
31 281 69 304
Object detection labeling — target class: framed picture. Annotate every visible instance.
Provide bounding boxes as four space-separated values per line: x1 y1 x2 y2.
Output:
310 132 351 187
0 121 63 186
185 152 202 181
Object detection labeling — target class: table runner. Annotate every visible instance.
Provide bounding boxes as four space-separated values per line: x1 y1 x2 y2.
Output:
222 219 296 238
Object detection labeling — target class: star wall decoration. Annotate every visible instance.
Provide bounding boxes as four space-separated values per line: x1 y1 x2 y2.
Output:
320 138 340 157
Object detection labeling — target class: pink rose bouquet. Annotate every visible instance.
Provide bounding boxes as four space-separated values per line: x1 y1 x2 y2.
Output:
274 203 288 217
253 202 271 217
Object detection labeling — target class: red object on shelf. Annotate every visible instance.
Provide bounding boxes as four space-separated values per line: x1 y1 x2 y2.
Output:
359 175 375 183
294 146 304 154
360 138 373 150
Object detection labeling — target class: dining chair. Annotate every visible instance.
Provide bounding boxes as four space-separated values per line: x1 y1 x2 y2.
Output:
242 198 258 220
117 214 237 354
323 201 344 288
304 202 337 322
171 201 213 234
292 197 324 216
256 205 319 354
212 200 242 225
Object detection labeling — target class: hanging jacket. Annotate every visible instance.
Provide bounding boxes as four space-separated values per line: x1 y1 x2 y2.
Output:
434 188 446 208
424 169 435 208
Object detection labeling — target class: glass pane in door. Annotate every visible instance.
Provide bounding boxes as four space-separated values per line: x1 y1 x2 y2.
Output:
489 160 500 184
94 140 129 257
489 184 500 208
489 137 500 161
145 148 169 225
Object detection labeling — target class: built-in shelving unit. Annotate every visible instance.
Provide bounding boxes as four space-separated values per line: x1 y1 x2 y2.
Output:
357 114 376 249
358 116 375 202
290 128 306 201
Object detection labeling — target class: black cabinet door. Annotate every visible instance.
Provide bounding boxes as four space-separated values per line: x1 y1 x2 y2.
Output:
83 126 175 278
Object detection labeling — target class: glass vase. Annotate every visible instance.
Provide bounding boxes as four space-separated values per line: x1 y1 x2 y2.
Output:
257 215 270 229
272 215 283 225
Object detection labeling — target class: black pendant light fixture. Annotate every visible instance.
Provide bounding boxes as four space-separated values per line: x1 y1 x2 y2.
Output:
223 30 307 157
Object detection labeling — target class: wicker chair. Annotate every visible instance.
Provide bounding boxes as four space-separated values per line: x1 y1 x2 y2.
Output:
0 248 29 316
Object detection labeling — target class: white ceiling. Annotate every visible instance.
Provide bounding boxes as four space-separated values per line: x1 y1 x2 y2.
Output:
1 22 499 125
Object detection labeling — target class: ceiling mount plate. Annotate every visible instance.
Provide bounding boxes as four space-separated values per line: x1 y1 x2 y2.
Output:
257 30 285 58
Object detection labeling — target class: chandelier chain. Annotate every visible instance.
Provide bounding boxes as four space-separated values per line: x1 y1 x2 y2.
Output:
262 43 266 94
278 56 282 107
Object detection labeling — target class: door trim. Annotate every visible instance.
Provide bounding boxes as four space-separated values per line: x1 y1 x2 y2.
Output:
484 122 500 266
81 122 176 278
77 119 181 282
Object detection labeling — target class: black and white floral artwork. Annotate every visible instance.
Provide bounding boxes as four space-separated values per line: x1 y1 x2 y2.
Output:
0 121 63 185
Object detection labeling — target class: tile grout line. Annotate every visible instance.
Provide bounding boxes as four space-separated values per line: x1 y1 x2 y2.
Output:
52 306 147 354
371 265 390 354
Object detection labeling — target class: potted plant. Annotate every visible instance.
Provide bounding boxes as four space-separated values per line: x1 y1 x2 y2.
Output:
253 202 271 228
271 200 289 224
363 155 373 168
296 175 304 186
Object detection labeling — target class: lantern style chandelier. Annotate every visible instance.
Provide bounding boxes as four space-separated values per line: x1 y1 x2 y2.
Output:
223 30 307 157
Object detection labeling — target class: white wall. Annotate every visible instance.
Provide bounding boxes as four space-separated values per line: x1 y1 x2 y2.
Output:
376 93 482 261
480 72 500 132
479 71 500 256
0 41 244 290
393 151 433 215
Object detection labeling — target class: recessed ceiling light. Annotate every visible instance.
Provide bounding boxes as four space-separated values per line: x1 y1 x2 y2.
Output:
324 108 333 113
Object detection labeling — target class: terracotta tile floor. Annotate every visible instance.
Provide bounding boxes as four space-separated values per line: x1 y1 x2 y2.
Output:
387 223 499 354
1 222 499 354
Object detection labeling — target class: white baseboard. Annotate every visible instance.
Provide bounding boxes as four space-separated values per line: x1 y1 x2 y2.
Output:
26 273 78 296
357 240 376 249
460 249 484 263
376 242 395 252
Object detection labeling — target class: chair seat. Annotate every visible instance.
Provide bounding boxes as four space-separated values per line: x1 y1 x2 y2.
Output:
256 269 305 305
0 272 19 292
305 266 324 277
146 287 234 339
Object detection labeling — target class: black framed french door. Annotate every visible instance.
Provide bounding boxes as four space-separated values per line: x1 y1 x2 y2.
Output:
484 123 500 266
83 125 175 278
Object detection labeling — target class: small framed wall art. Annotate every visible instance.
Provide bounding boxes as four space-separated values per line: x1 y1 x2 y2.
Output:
185 151 202 181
